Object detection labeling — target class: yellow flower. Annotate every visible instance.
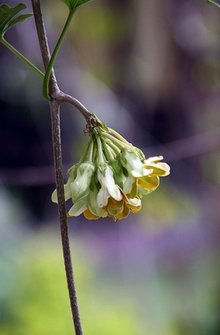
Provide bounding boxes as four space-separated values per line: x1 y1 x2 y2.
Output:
51 115 170 221
138 156 170 194
103 188 141 221
144 156 170 177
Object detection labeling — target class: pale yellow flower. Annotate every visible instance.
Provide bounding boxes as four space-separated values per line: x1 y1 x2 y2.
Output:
51 116 170 221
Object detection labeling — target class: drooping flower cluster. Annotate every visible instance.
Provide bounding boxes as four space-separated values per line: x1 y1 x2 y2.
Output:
52 116 170 220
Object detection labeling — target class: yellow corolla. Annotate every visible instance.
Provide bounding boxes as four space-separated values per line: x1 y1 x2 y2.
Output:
104 191 142 221
138 156 170 195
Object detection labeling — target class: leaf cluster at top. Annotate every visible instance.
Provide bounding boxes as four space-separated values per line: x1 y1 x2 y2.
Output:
0 3 32 38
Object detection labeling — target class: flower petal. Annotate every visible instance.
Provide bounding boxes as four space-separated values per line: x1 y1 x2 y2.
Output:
68 196 88 216
145 156 164 163
121 150 144 176
51 184 71 203
108 185 122 202
114 205 130 220
144 157 170 176
51 189 58 203
97 187 109 208
131 168 152 178
138 176 160 192
103 166 122 201
97 165 122 204
127 179 138 198
108 206 124 218
70 162 94 201
123 176 135 194
89 190 108 217
107 198 124 217
83 209 99 220
120 149 153 178
127 197 142 213
138 186 152 196
144 164 170 176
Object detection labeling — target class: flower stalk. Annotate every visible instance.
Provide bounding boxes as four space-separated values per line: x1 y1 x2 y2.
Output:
43 9 75 100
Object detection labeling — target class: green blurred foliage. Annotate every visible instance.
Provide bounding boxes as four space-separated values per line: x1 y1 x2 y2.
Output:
140 185 198 230
0 234 143 335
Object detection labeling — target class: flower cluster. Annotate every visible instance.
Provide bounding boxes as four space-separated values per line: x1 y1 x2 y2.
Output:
52 117 170 220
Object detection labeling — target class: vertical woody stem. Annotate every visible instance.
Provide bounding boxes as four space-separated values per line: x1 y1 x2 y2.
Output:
50 100 83 335
31 0 59 96
31 1 83 334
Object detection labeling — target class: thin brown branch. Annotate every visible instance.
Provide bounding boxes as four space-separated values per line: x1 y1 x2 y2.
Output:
59 92 92 121
31 1 84 334
31 0 59 96
50 100 83 335
31 0 91 124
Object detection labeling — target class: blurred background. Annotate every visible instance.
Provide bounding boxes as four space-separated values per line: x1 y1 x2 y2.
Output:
0 0 220 334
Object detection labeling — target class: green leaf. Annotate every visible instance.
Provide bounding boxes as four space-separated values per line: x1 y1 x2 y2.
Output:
6 13 33 31
0 3 32 37
61 0 93 10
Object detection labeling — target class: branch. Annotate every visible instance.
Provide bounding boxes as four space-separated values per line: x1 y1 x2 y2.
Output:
31 1 84 334
31 0 59 96
59 92 92 122
50 100 83 335
31 0 92 120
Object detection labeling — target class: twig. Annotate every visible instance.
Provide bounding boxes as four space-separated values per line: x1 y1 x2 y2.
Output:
59 92 92 121
31 1 83 334
31 0 59 95
50 100 83 335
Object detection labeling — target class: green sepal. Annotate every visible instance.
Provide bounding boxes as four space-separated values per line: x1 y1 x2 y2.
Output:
0 3 32 37
61 0 93 10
